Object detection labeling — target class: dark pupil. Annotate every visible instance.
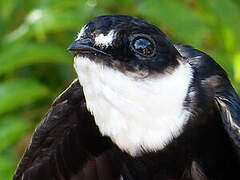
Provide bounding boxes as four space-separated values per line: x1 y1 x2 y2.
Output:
134 38 153 56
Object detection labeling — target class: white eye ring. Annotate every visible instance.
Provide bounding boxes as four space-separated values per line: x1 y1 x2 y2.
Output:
129 33 156 58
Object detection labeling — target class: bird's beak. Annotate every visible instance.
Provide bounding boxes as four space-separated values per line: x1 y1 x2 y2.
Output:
67 38 93 51
67 38 109 56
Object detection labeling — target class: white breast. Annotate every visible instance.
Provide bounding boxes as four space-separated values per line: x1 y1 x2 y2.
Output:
74 56 193 156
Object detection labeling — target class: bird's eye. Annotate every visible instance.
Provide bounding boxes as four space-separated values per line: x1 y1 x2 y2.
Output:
129 34 156 58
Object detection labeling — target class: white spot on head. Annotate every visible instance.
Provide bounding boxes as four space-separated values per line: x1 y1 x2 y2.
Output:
74 56 193 156
76 24 88 40
94 30 116 48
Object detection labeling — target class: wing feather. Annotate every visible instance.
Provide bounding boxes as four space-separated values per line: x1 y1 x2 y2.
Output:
176 44 240 158
13 79 113 180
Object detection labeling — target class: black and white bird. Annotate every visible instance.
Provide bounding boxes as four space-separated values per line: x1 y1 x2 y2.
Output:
13 15 240 180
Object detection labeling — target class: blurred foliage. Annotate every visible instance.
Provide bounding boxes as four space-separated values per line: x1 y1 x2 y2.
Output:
0 0 240 179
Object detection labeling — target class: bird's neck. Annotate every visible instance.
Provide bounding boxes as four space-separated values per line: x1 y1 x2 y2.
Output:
74 56 193 156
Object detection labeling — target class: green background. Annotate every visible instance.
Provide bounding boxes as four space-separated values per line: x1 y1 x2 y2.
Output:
0 0 240 179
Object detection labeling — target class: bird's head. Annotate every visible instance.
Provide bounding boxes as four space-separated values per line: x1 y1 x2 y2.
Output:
68 15 184 78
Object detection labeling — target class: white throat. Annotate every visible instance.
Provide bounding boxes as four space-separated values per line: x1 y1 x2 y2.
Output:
74 56 192 156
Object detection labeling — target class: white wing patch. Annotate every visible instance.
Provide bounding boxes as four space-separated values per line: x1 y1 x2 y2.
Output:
74 56 193 156
94 30 116 47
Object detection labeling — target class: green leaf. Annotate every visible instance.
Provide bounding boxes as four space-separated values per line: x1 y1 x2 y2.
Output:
0 43 71 75
221 27 235 53
233 52 240 82
200 0 240 25
0 79 49 114
0 116 30 152
4 8 96 43
199 0 240 51
0 153 16 180
136 0 209 47
0 0 19 21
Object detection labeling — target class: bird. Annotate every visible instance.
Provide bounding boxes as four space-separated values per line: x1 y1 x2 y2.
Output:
13 15 240 180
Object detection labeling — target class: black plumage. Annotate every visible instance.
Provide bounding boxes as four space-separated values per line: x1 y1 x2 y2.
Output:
13 15 240 180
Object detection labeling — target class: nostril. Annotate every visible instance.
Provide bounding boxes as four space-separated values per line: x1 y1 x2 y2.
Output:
80 38 94 45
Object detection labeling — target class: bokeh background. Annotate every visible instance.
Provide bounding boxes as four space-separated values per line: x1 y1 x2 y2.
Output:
0 0 240 179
